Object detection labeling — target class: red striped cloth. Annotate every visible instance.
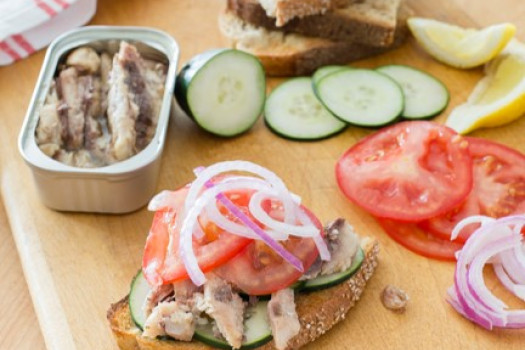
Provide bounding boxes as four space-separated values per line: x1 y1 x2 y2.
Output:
0 0 95 65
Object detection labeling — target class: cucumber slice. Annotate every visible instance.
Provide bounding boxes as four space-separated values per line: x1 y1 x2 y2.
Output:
302 248 365 292
194 301 272 349
377 64 450 119
129 270 272 348
314 69 404 127
175 49 266 137
264 77 347 140
312 65 349 86
129 270 152 330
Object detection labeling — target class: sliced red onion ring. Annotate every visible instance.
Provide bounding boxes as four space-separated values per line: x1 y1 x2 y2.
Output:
448 215 525 329
295 207 330 261
179 179 306 286
248 191 319 237
467 235 519 311
184 161 297 224
500 247 525 284
451 215 495 241
148 190 177 211
204 199 289 240
493 264 525 302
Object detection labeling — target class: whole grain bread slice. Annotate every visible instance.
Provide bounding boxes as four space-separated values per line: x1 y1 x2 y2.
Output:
107 239 379 350
228 0 402 46
258 0 358 27
218 6 410 76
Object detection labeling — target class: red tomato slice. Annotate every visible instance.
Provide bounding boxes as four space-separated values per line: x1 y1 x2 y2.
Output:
142 187 188 286
142 187 252 285
420 138 525 243
376 217 463 261
336 121 473 222
214 207 322 295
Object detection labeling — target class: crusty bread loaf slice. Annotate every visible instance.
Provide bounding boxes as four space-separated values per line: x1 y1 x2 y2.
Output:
107 239 379 350
258 0 357 27
228 0 402 46
218 7 410 76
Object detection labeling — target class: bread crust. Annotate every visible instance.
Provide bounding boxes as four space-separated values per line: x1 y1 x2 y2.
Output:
218 8 410 76
107 240 379 350
263 0 358 27
227 0 402 46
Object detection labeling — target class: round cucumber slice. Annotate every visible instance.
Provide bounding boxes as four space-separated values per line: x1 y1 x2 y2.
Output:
175 49 266 137
264 77 347 140
194 301 272 349
314 68 404 127
128 270 152 330
312 65 349 86
377 64 450 119
302 248 365 292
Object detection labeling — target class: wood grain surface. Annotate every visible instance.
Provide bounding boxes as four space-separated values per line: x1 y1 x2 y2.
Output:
1 0 524 349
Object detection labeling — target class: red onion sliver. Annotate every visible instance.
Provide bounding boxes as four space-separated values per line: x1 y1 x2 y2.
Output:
148 190 177 211
215 189 304 273
493 264 525 302
450 215 494 241
186 161 297 224
448 215 525 329
179 178 304 285
467 236 520 311
248 191 319 237
296 207 330 261
201 177 304 272
500 247 525 284
204 200 288 240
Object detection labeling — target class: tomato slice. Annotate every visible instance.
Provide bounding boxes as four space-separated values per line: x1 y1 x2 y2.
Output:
336 121 473 222
214 207 322 295
376 217 463 261
142 187 252 285
420 138 525 243
142 187 188 286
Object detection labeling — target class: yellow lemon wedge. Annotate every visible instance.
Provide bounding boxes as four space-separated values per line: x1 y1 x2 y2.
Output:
407 17 516 69
445 40 525 134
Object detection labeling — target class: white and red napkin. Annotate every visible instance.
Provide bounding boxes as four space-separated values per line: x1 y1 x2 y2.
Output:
0 0 97 65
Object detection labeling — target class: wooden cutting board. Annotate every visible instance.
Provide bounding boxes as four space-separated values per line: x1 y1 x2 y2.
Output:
1 0 524 349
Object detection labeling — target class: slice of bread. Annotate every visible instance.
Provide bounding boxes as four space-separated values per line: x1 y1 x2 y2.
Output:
107 239 379 350
227 0 402 46
218 7 410 76
258 0 357 27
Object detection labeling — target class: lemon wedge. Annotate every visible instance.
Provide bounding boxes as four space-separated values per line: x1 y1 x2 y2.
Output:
445 40 525 134
407 17 516 68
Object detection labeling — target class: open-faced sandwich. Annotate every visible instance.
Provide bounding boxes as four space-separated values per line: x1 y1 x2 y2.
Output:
107 160 379 350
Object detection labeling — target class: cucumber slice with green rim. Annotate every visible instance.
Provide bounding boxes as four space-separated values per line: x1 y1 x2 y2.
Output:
314 68 404 127
302 247 365 292
129 270 272 348
376 64 450 119
264 77 347 140
129 270 152 330
175 49 266 137
312 65 349 86
194 300 272 349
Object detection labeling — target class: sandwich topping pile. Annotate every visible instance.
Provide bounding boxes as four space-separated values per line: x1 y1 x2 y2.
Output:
35 41 166 168
108 161 379 350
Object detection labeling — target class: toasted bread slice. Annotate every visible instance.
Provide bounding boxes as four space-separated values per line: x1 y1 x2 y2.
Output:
107 239 379 350
218 7 410 76
258 0 357 27
228 0 402 46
